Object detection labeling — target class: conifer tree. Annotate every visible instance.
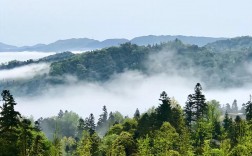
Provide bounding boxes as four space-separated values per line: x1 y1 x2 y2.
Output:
97 106 108 129
243 95 252 121
0 90 21 155
193 83 207 120
134 108 140 120
156 91 172 127
0 90 21 132
87 113 96 135
231 99 238 113
184 94 195 127
223 111 232 132
184 83 207 127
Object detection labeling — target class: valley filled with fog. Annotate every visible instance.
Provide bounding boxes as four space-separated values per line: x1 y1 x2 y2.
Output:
1 49 251 119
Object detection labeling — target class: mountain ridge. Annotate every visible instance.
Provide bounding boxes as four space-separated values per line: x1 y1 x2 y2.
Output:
0 35 226 52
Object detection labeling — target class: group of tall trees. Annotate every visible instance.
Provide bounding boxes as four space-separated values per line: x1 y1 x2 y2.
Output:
1 82 252 155
0 90 51 156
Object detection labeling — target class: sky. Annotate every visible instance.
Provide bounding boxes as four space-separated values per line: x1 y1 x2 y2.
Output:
0 0 252 46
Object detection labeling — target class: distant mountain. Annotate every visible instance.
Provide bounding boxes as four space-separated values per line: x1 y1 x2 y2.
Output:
204 36 252 52
0 35 226 52
0 42 17 51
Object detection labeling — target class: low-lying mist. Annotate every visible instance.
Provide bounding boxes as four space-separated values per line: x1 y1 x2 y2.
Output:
1 50 252 120
0 63 50 80
0 51 56 64
15 70 252 120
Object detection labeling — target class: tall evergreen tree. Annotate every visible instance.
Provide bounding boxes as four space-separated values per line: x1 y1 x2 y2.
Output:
0 90 21 132
77 118 85 138
97 105 108 128
193 83 207 120
243 95 252 121
134 108 140 120
231 99 238 113
156 91 172 127
184 94 195 127
0 90 21 155
226 103 231 113
88 113 96 135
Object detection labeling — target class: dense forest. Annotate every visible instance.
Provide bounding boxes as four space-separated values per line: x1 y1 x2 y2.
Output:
1 82 252 155
1 36 252 96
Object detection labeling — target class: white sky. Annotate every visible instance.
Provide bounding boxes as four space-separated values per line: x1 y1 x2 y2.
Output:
0 0 251 46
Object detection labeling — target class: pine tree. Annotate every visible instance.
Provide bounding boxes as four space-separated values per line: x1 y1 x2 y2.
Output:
88 113 96 135
193 83 207 120
231 99 238 113
77 118 85 138
58 110 64 119
226 103 231 113
97 106 108 128
0 90 21 155
223 111 232 132
184 94 195 127
156 91 172 127
243 95 252 121
0 90 21 132
134 108 140 120
108 111 115 126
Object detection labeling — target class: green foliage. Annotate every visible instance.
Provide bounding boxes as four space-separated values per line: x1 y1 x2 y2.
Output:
111 132 137 156
107 123 123 135
137 135 152 156
0 90 21 155
99 134 118 156
184 83 207 130
2 81 252 155
243 95 252 121
4 38 252 96
152 122 179 155
76 131 92 156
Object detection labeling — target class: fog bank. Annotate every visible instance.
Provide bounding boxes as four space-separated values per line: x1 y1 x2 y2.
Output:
14 71 252 119
0 51 56 64
0 63 50 80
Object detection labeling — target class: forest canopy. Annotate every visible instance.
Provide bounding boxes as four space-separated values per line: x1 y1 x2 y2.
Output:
1 82 252 155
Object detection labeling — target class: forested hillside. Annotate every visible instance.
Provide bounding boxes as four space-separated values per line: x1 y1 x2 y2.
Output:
1 83 252 155
1 36 252 96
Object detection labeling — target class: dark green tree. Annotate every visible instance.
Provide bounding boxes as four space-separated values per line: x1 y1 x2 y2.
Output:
243 95 252 121
97 106 108 129
0 90 21 155
18 119 34 156
77 118 85 138
156 91 172 127
184 94 195 127
193 83 207 120
87 113 96 135
231 99 238 113
230 116 246 147
133 108 140 120
223 111 232 132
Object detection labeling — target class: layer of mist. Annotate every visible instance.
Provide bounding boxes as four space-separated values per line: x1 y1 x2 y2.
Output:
0 63 50 80
1 51 251 119
0 51 56 64
14 70 252 120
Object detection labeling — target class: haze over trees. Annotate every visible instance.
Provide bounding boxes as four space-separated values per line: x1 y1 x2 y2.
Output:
1 36 252 97
1 81 252 155
1 37 252 155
